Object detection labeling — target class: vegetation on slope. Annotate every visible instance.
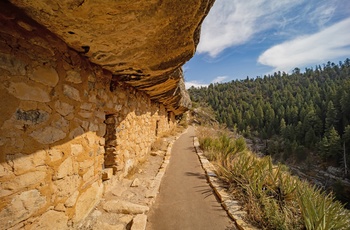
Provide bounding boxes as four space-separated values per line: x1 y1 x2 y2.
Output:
197 127 350 230
189 59 350 171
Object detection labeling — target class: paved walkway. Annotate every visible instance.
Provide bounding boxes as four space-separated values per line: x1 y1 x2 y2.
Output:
146 127 235 230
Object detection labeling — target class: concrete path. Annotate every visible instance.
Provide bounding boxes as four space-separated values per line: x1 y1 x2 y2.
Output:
146 127 235 230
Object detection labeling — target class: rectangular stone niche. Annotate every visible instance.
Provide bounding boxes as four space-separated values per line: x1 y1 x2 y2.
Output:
103 114 118 179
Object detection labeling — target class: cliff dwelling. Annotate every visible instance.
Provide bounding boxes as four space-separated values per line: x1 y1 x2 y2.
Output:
0 0 214 229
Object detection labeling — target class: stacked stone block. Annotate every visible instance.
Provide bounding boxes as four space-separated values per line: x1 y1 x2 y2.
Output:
0 9 176 229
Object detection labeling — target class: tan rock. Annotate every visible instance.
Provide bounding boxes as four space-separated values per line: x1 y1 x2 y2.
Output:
66 70 82 84
55 101 74 116
79 159 94 169
0 189 46 229
84 132 96 146
69 127 85 139
31 66 59 87
0 162 11 177
73 181 103 223
8 82 50 102
130 178 140 187
48 148 64 162
82 166 94 182
31 210 68 230
54 203 66 212
1 171 46 191
53 174 80 198
71 144 83 156
131 214 147 230
102 168 113 181
88 122 98 132
11 150 46 175
78 111 93 118
53 116 69 131
103 200 149 214
0 53 26 75
55 157 73 179
95 221 124 230
97 123 106 136
80 103 93 110
63 84 80 101
64 190 79 207
30 126 66 144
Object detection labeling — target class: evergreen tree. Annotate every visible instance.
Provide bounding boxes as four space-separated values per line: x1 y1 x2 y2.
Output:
188 58 350 165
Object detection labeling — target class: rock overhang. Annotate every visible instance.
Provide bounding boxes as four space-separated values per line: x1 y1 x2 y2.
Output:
9 0 215 115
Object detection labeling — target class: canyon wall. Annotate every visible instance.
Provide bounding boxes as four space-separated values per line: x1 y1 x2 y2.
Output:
0 4 181 229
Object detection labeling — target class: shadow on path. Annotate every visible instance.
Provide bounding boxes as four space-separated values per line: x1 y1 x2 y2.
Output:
146 127 236 230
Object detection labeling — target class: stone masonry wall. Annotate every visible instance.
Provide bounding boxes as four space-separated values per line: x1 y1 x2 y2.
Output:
0 9 176 230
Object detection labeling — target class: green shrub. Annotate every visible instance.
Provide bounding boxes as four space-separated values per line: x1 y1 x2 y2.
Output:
198 129 350 230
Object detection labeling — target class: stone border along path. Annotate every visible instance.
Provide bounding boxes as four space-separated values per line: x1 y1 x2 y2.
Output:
193 136 259 230
78 131 181 230
79 127 257 230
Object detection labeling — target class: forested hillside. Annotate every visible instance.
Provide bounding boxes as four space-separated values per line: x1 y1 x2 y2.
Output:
189 59 350 169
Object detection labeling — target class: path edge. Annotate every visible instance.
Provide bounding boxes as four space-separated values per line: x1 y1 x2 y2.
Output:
142 128 189 230
193 135 259 230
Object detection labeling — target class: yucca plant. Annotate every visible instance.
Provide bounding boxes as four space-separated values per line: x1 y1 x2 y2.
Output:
298 183 350 230
197 127 350 230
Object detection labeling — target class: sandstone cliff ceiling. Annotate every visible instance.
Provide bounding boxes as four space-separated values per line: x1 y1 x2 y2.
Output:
9 0 215 115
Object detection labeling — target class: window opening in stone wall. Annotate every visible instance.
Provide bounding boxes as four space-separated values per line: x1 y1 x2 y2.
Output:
155 120 160 136
167 112 171 122
102 114 117 181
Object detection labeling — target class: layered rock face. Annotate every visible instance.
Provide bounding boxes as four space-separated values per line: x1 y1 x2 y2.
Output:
9 0 214 114
0 0 214 228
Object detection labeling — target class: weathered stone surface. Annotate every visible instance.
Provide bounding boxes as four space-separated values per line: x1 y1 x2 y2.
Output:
8 0 215 113
0 2 200 227
55 101 74 116
82 166 94 182
30 126 66 144
48 148 64 162
31 66 59 87
102 168 113 181
0 189 46 229
103 200 149 214
10 150 46 175
53 174 80 198
71 144 83 156
131 214 147 230
1 171 46 191
74 181 103 223
31 210 68 230
65 190 79 208
15 109 49 124
69 127 85 139
63 84 80 101
8 82 50 102
0 53 26 75
66 70 82 84
55 157 73 179
95 221 124 230
130 178 140 187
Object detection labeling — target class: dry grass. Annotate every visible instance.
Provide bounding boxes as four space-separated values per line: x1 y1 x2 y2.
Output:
197 126 350 230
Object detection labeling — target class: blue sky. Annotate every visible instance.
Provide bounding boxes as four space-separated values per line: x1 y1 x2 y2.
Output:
184 0 350 88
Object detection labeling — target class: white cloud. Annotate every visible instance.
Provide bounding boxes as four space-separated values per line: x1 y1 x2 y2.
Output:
196 0 349 58
197 0 304 57
211 76 228 83
258 17 350 72
185 76 230 89
308 4 336 28
185 80 208 89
